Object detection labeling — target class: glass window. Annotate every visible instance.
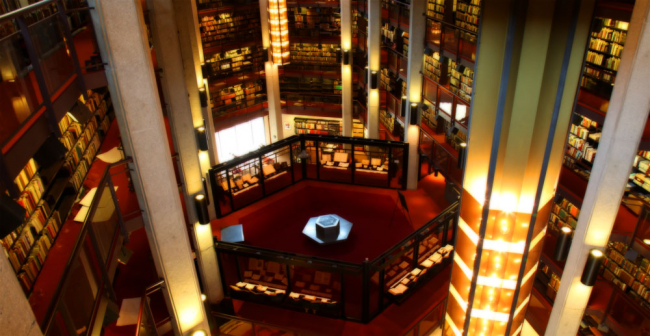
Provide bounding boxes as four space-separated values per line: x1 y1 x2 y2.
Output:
216 117 267 162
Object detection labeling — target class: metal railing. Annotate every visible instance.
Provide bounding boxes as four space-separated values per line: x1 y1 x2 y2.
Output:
41 158 134 335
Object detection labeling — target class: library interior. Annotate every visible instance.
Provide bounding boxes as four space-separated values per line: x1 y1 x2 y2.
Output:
1 0 650 335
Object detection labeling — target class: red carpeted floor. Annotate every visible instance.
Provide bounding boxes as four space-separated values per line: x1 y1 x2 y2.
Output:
214 174 451 262
236 185 413 263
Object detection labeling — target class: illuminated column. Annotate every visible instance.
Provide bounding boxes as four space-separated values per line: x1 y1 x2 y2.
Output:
172 0 219 163
88 0 209 334
403 0 426 190
445 0 590 335
172 0 219 220
547 1 650 334
341 0 353 136
260 0 285 142
147 0 224 305
366 0 381 139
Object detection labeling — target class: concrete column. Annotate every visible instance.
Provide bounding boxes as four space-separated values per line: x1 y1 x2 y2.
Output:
146 0 224 305
404 0 426 190
172 0 218 220
173 0 219 166
0 255 41 336
260 0 284 143
366 0 381 139
341 0 353 136
88 0 209 334
547 0 650 334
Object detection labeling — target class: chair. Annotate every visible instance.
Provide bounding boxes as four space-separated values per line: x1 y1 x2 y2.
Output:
221 224 245 243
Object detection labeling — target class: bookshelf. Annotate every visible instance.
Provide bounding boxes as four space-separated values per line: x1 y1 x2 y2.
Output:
288 6 341 38
454 0 480 34
280 76 342 95
211 79 266 115
448 60 474 103
352 119 364 138
580 18 628 100
631 151 650 194
288 43 340 65
380 109 395 134
199 9 262 50
2 90 112 295
602 241 650 310
426 0 445 21
423 52 443 83
548 196 580 232
563 114 601 178
294 118 342 135
204 46 265 80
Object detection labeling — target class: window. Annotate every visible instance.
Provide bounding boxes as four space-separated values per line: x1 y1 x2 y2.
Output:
216 117 267 162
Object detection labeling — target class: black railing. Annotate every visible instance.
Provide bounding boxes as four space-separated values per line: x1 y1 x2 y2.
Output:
213 199 458 323
41 159 134 334
209 134 410 218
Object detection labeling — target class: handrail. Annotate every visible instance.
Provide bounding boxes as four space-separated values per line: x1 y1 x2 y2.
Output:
216 240 363 270
211 311 320 336
370 201 459 265
0 0 57 22
40 158 134 333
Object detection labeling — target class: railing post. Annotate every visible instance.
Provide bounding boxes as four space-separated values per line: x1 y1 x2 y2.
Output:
361 258 370 322
16 16 61 137
107 174 129 244
55 0 88 99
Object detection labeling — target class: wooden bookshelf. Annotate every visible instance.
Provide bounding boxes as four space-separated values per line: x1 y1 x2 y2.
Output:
280 76 342 95
204 46 265 80
288 43 340 65
426 0 445 21
211 79 266 115
448 60 474 103
563 114 601 176
199 9 262 50
294 118 342 135
602 241 650 310
454 0 480 34
2 90 113 295
288 6 341 38
352 119 364 138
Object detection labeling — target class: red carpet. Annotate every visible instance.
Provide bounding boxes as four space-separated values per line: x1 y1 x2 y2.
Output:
237 185 413 263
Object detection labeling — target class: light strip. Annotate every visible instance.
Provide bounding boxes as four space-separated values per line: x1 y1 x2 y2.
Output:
521 263 538 286
470 308 510 322
446 313 463 336
513 322 524 335
514 294 530 317
459 217 479 245
449 284 468 311
454 254 518 289
460 217 543 254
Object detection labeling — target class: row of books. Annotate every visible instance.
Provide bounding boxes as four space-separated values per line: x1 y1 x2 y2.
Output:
592 28 627 45
600 18 629 31
549 200 578 230
567 142 597 163
63 118 99 174
14 212 62 293
70 133 101 192
589 38 624 57
6 210 61 272
1 200 51 253
457 2 480 15
17 175 45 217
13 159 39 193
584 66 615 83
